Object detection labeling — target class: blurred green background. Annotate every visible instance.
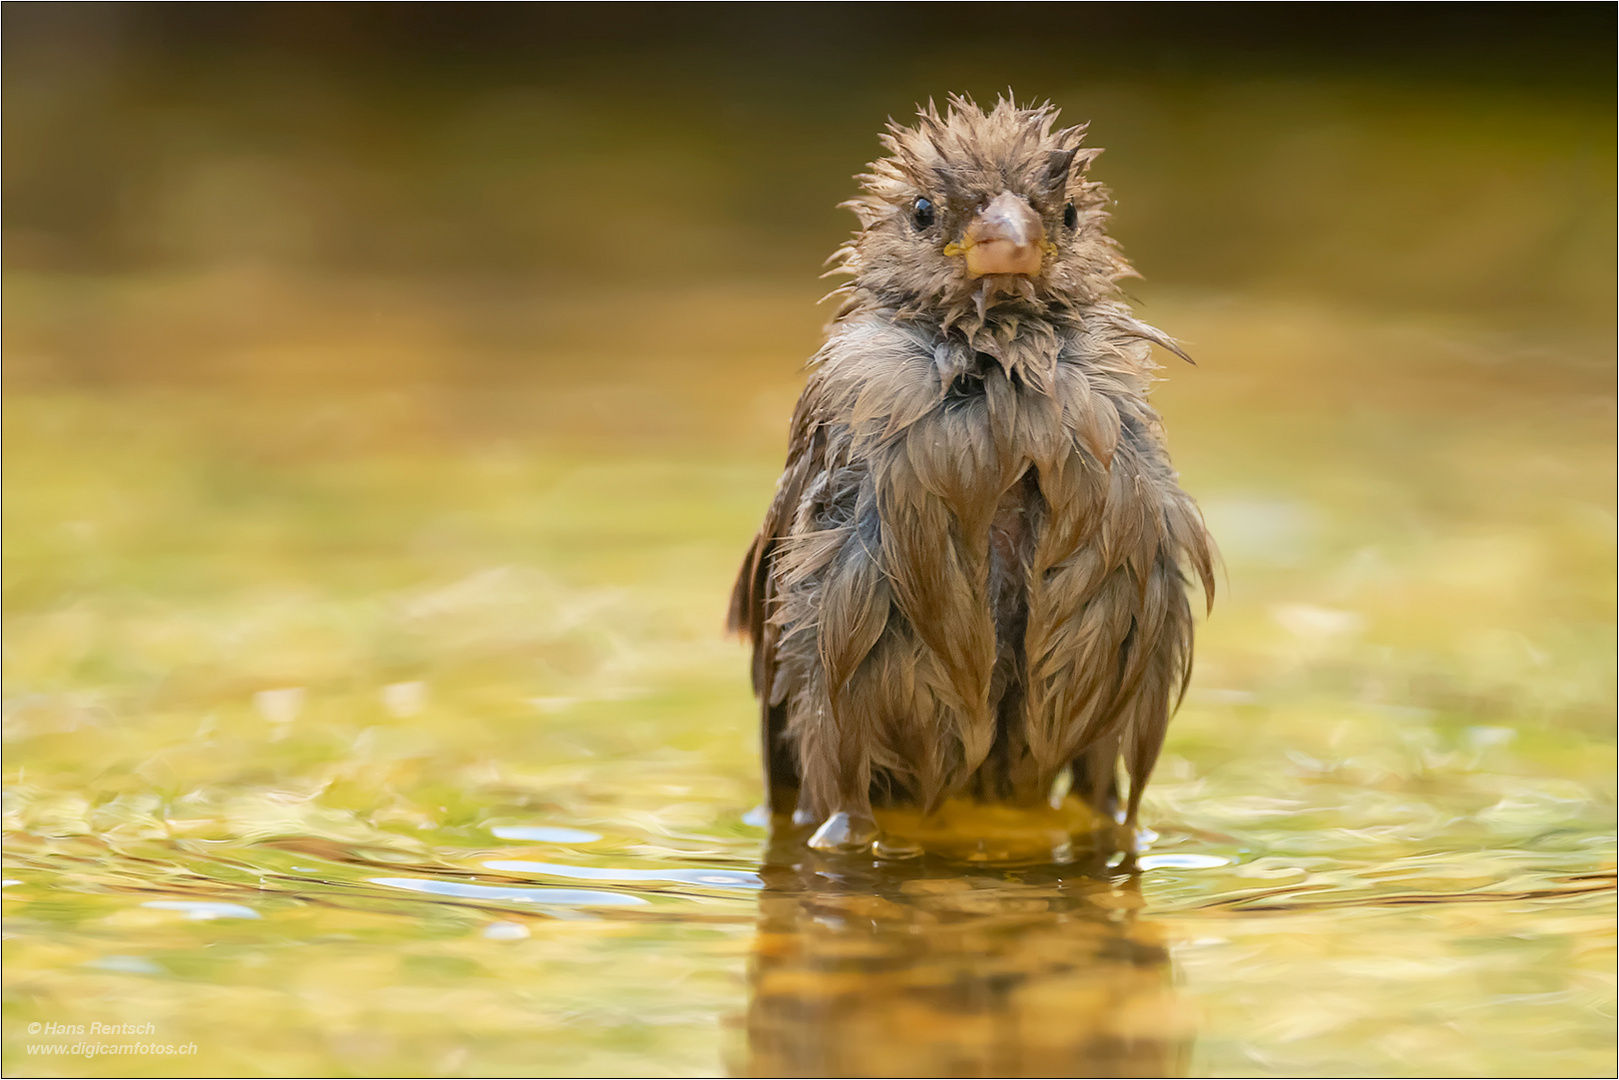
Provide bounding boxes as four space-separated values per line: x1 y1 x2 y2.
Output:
3 5 1614 1078
6 5 1615 380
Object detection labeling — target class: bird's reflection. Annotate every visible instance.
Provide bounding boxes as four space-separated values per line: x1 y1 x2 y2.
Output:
733 822 1192 1078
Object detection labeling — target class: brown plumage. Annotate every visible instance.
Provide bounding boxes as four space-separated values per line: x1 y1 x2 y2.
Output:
728 95 1214 853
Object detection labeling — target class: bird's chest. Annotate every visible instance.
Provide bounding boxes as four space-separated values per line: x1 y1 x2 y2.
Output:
903 348 1065 513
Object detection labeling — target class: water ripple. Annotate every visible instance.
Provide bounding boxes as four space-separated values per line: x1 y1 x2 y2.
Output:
481 859 762 889
367 876 648 905
489 825 603 844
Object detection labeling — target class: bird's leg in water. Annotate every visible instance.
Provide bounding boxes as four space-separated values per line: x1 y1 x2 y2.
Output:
795 706 880 852
1072 733 1153 859
1070 733 1122 824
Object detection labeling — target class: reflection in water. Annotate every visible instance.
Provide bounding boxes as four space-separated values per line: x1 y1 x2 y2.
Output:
736 826 1190 1078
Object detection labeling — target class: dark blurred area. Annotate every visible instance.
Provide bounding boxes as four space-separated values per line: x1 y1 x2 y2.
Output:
5 4 1614 362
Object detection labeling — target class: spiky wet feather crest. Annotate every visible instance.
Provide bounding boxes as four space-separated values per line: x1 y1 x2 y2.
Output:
827 94 1125 331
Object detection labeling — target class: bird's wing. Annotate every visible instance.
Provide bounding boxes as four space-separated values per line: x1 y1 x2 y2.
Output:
728 383 828 810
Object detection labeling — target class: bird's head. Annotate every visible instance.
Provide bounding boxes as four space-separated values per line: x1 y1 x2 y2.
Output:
830 94 1127 327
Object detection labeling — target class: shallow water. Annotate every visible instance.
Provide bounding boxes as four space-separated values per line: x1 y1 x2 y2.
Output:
4 54 1616 1079
5 282 1613 1076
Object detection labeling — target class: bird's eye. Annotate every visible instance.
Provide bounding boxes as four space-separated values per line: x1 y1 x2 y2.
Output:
1063 202 1078 231
912 196 935 230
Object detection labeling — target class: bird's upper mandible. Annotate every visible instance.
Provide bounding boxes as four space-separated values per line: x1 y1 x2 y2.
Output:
953 191 1048 278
